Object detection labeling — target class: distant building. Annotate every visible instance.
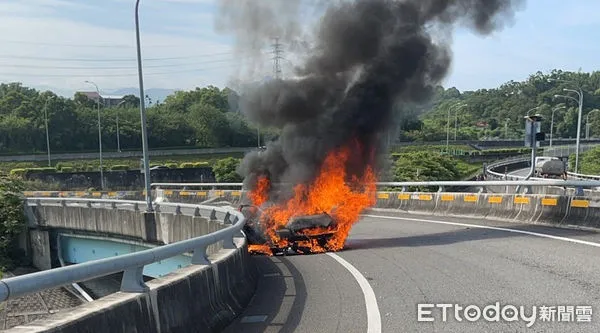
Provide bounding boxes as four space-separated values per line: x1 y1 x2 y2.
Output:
77 91 125 107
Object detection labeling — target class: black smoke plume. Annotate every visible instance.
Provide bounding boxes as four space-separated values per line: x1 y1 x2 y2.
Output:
216 0 524 201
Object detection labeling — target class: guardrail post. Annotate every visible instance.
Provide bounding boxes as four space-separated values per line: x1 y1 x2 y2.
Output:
133 203 139 211
120 266 149 293
437 186 444 192
36 199 41 206
210 209 217 220
153 204 160 213
224 212 232 225
86 201 92 208
175 205 182 215
193 207 201 217
401 186 407 192
110 202 117 209
61 200 66 207
223 233 236 250
191 245 210 265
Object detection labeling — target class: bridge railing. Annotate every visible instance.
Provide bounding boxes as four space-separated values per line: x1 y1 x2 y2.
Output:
0 198 246 303
566 172 600 181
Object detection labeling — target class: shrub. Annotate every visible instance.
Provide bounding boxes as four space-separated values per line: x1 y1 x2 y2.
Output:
180 162 195 168
24 167 57 174
0 176 27 269
55 162 72 170
60 167 74 173
165 163 179 169
193 161 209 168
9 168 27 177
110 165 130 171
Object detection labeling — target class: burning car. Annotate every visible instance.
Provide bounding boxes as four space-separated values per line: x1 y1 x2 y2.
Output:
239 204 337 255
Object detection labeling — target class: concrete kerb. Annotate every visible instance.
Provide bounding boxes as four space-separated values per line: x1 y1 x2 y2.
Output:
5 239 258 333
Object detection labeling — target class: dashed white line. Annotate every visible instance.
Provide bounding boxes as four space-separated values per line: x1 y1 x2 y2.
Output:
326 252 382 333
363 214 600 248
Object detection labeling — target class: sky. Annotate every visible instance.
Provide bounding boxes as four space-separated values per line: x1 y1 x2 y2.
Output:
0 0 598 98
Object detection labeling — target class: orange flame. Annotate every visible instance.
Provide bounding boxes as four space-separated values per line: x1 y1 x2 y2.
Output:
248 244 273 256
247 143 376 253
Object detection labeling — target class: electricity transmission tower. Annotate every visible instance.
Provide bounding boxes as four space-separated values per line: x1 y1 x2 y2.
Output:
272 37 284 79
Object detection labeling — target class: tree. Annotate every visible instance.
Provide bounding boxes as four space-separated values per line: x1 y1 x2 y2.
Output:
121 95 140 108
0 176 26 269
188 103 230 147
212 157 243 182
393 152 461 181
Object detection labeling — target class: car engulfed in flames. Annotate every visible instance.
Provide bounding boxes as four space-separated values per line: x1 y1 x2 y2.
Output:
240 204 338 255
240 144 378 256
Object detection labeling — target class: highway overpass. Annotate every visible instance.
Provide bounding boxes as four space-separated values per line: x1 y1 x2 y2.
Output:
2 184 600 332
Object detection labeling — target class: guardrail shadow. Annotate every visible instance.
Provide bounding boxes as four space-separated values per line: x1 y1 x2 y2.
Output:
223 255 307 333
344 223 600 250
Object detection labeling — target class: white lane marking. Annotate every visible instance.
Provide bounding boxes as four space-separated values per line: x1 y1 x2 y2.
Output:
326 252 381 333
363 214 600 248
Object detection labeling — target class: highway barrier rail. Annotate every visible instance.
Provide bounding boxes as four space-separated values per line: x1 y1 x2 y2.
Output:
0 198 246 303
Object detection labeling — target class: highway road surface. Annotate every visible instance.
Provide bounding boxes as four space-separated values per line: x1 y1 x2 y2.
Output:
225 210 600 333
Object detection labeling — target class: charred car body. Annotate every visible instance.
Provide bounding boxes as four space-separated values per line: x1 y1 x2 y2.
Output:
239 204 337 254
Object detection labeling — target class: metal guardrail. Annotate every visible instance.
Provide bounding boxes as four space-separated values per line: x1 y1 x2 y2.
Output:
567 172 600 181
377 180 600 187
152 182 245 189
150 180 600 195
0 198 246 303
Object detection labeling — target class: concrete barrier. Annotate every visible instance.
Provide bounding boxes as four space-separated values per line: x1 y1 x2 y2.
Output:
373 191 600 230
26 189 600 234
32 205 152 241
6 240 258 333
29 203 230 246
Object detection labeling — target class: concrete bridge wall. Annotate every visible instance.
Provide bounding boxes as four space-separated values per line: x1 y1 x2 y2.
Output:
7 240 257 333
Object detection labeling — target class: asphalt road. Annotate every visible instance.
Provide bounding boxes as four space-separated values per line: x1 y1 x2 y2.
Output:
224 211 600 333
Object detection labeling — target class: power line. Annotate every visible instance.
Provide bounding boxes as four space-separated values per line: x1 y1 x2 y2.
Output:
0 51 236 62
0 59 272 78
0 39 214 49
0 57 239 70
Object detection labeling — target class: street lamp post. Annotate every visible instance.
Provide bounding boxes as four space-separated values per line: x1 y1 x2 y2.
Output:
554 88 584 173
550 106 565 147
43 96 54 167
136 0 153 212
446 107 451 152
586 109 600 140
84 80 104 190
525 106 542 116
116 100 126 152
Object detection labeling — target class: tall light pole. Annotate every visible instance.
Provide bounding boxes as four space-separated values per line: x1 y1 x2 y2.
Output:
136 0 153 212
446 107 451 152
43 96 55 167
116 100 126 152
453 103 467 141
504 118 510 139
84 80 104 190
554 89 584 173
550 105 565 147
585 109 600 139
